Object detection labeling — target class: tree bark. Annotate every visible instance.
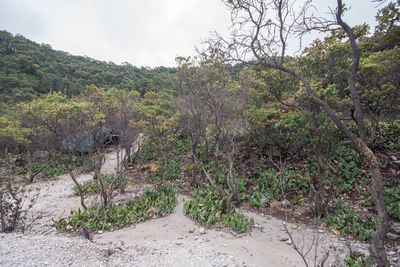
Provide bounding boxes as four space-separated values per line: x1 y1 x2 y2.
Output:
359 142 390 267
336 0 368 143
68 170 87 211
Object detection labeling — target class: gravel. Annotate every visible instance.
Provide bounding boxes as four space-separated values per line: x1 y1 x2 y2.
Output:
0 232 253 267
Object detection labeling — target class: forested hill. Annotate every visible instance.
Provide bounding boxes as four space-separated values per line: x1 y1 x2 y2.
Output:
0 30 176 104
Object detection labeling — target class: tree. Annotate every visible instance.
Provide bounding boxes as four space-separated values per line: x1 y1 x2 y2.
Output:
135 91 176 182
175 56 247 212
106 88 141 193
213 0 390 265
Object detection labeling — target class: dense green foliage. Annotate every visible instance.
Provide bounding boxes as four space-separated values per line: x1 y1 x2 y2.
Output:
184 186 254 233
0 30 175 105
325 200 377 241
54 184 176 231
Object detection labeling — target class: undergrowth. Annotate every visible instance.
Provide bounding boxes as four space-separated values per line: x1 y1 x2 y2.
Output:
54 184 176 231
71 174 129 196
183 186 254 233
325 200 377 241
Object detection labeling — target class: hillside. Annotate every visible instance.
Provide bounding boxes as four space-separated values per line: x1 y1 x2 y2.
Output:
0 30 176 104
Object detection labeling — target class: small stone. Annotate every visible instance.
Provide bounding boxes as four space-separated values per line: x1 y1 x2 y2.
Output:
391 223 400 235
291 225 298 229
387 232 400 241
318 230 324 233
387 251 396 256
279 237 289 242
176 242 183 246
223 244 227 247
285 238 293 245
199 228 206 235
188 228 195 233
98 230 103 234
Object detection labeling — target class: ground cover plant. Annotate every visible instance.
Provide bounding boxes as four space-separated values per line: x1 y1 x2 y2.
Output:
184 186 254 233
53 184 176 231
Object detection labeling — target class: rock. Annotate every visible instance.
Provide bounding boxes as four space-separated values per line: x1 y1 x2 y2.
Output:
387 251 396 256
391 223 400 235
279 237 289 242
188 228 195 233
285 238 292 245
318 229 324 234
291 225 298 229
175 242 183 246
391 156 398 161
98 230 103 234
199 228 206 235
387 232 400 241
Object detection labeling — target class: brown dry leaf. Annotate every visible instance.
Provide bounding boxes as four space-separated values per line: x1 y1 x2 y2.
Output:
150 165 157 172
332 228 340 236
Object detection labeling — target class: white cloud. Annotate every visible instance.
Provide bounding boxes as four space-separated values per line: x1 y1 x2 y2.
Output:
0 0 380 67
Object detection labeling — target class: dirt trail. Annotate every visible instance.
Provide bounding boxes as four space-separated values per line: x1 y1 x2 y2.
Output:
96 193 356 266
2 150 368 266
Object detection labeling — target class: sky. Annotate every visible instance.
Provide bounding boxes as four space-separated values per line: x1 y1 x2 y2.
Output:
0 0 382 67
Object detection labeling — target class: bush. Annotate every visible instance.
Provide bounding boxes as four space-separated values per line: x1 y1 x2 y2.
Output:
0 167 40 232
54 184 176 231
71 174 127 196
183 186 253 233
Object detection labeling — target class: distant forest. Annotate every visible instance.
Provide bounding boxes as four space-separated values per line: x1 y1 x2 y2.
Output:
0 30 176 104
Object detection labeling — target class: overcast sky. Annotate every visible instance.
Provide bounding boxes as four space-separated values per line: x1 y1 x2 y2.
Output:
0 0 382 67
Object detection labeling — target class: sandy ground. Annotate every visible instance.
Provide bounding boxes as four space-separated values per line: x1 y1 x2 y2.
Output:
0 151 374 267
